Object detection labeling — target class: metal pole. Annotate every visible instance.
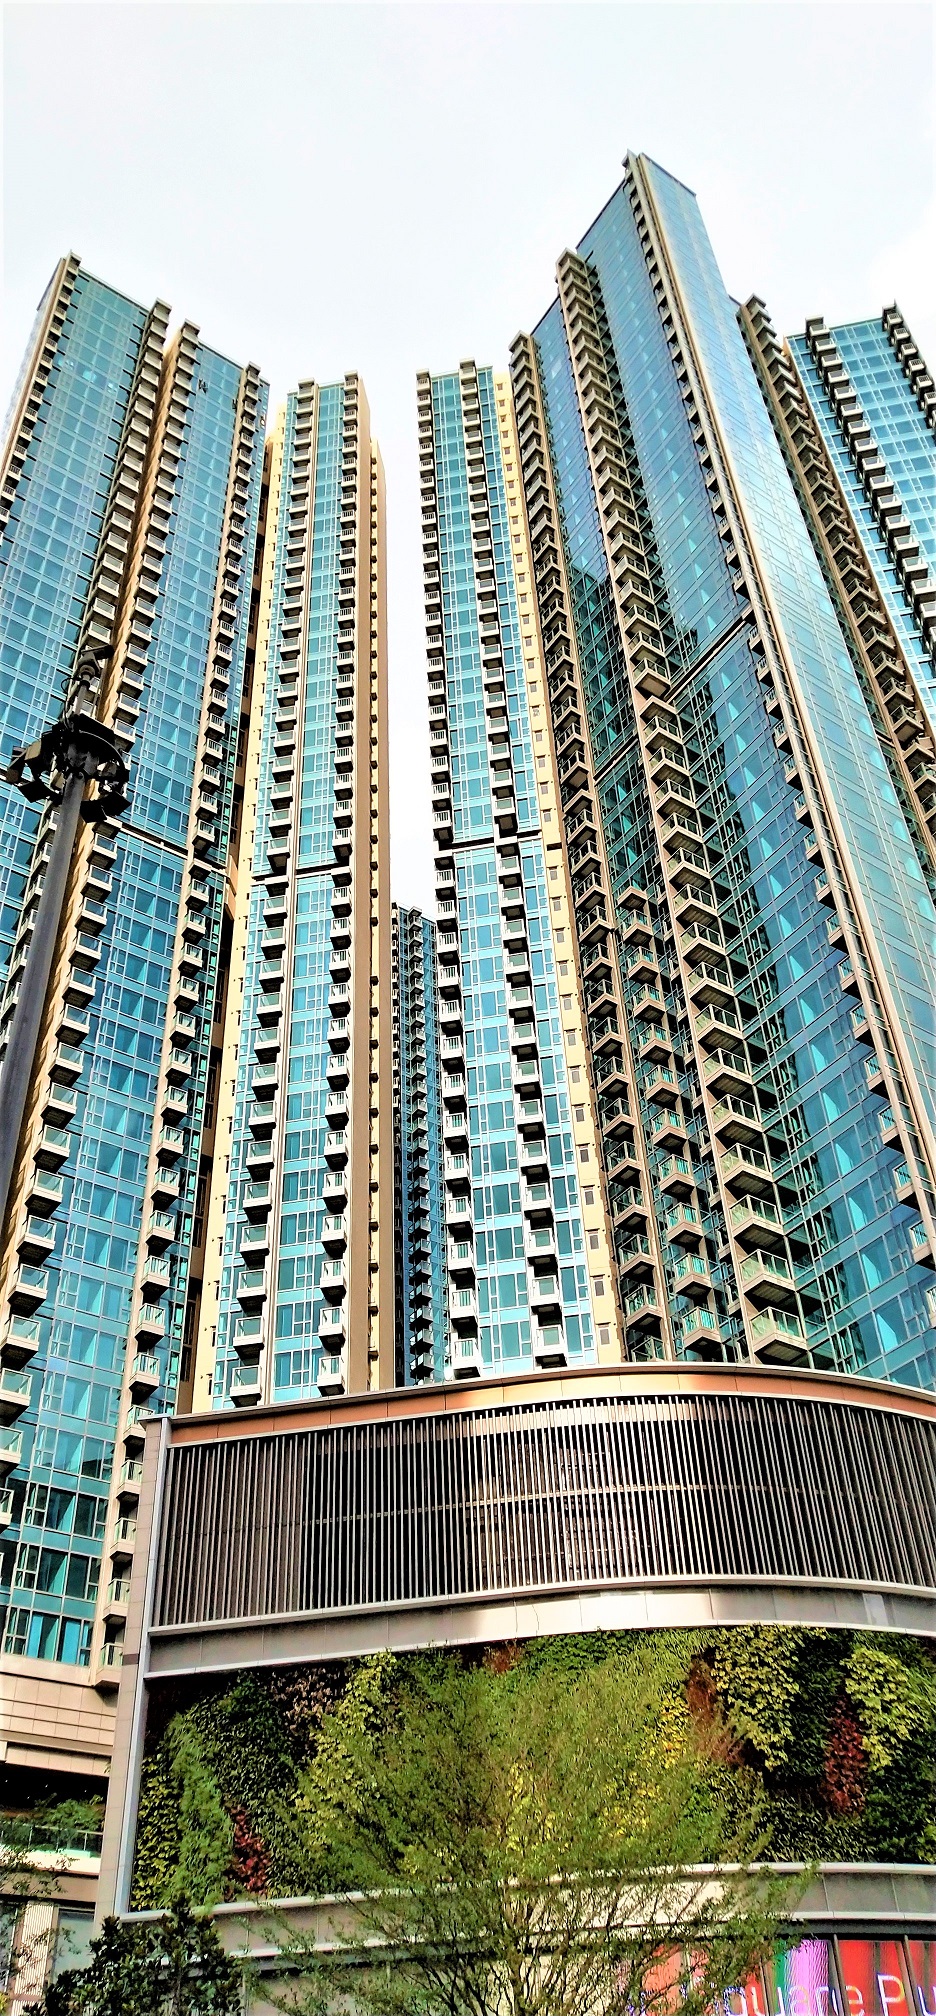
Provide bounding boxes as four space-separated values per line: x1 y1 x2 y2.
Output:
0 652 128 1248
0 767 86 1240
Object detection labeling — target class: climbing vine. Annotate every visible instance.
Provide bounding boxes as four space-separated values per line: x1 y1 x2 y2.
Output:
129 1626 936 1908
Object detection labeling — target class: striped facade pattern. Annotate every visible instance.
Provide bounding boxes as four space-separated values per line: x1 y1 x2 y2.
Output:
154 1388 936 1629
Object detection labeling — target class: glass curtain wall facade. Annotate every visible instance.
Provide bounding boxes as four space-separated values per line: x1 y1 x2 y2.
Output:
508 154 936 1385
418 362 619 1378
0 262 266 1727
391 902 446 1384
792 312 936 729
195 375 392 1411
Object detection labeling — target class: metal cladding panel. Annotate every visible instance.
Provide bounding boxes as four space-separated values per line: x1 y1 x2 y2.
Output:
153 1392 936 1630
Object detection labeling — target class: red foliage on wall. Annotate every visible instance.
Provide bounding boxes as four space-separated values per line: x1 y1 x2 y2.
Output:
231 1807 271 1894
821 1696 867 1816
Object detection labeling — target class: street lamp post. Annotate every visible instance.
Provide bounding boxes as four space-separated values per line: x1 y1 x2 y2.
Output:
0 646 129 1240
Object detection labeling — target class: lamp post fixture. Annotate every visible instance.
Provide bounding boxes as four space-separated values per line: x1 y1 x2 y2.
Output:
0 645 129 1237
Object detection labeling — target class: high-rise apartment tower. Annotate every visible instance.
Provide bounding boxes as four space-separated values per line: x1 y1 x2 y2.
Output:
499 154 936 1383
194 376 392 1408
0 256 266 1784
418 364 620 1378
391 902 446 1384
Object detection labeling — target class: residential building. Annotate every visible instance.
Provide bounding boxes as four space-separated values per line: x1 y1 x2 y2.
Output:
418 362 620 1380
193 375 393 1409
391 901 446 1384
0 254 267 1817
742 298 936 952
503 153 936 1384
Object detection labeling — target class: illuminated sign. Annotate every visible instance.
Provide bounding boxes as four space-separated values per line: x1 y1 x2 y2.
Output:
725 1941 936 2016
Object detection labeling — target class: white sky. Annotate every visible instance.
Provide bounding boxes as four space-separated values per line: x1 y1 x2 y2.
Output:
3 1 933 913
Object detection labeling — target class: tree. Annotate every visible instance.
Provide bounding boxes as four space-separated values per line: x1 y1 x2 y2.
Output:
1 1801 104 2015
266 1643 800 2016
28 1898 241 2016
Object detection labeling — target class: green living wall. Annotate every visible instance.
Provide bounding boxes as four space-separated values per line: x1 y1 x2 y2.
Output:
130 1627 936 1908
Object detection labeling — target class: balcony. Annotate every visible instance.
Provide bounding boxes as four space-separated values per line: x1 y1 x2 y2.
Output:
135 1293 167 1343
1 1315 42 1366
703 1048 753 1098
325 1089 349 1128
516 1096 544 1145
24 1164 64 1217
124 1406 155 1442
318 1352 346 1397
711 1096 763 1145
447 1237 475 1283
533 1322 567 1369
237 1266 268 1312
320 1256 348 1302
118 1460 144 1500
322 1169 348 1212
643 1066 680 1111
130 1352 161 1395
618 1237 654 1281
671 1252 713 1301
664 1204 703 1249
445 1190 473 1233
322 1213 347 1254
111 1516 138 1559
740 1248 796 1309
102 1570 131 1618
248 1097 278 1141
650 1113 688 1154
678 1307 724 1357
450 1286 479 1330
602 1102 633 1146
18 1214 56 1264
681 959 734 1008
519 1138 550 1181
720 1143 774 1197
140 1255 171 1298
98 1640 124 1678
156 1126 185 1164
9 1265 49 1314
0 1366 32 1421
0 1427 23 1475
450 1336 482 1381
730 1196 784 1249
658 1156 695 1200
521 1179 553 1223
907 1219 934 1270
750 1306 807 1363
230 1363 263 1408
42 1082 77 1127
525 1225 557 1271
35 1125 71 1172
850 1003 874 1045
324 1128 349 1170
623 1284 663 1334
865 1052 886 1096
160 1081 188 1128
528 1270 562 1315
146 1211 176 1255
50 1040 85 1085
318 1304 347 1347
444 1151 471 1190
151 1165 182 1209
694 1002 743 1049
63 966 95 1010
894 1162 918 1207
57 1001 90 1045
